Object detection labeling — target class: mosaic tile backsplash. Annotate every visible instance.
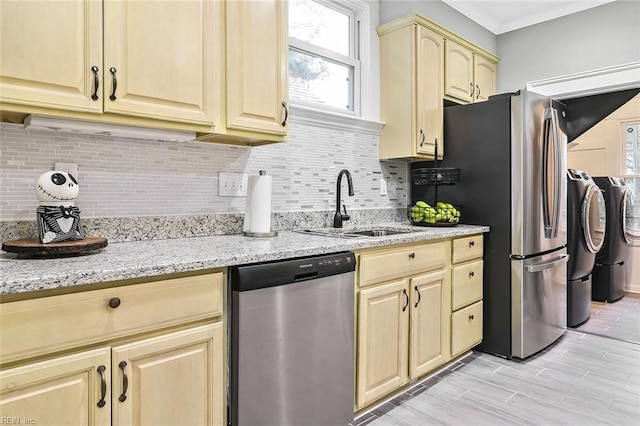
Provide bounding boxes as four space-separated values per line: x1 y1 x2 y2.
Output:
1 120 408 241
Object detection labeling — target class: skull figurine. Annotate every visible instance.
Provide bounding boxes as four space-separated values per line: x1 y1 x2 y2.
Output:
34 170 85 243
35 171 79 206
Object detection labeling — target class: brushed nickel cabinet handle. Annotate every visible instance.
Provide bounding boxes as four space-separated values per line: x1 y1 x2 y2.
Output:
97 365 107 408
118 361 128 402
109 67 118 101
91 66 100 101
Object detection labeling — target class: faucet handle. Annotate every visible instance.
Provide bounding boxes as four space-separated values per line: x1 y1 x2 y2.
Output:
342 204 350 221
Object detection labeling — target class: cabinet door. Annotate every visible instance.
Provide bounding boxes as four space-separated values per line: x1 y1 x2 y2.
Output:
0 348 110 425
357 280 409 408
473 55 496 102
226 0 288 135
445 40 473 104
0 0 102 113
112 323 224 426
103 0 215 125
409 270 447 380
416 26 444 157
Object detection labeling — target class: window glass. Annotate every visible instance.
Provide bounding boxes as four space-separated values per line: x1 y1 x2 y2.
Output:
625 123 640 174
623 122 640 236
289 0 350 56
289 49 353 110
288 0 362 114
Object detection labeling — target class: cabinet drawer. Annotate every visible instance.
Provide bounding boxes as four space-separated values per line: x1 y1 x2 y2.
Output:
0 273 223 364
452 235 483 264
358 242 447 288
451 260 483 310
451 301 483 357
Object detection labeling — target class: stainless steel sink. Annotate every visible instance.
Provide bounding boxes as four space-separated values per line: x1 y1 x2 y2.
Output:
295 227 416 238
350 229 409 237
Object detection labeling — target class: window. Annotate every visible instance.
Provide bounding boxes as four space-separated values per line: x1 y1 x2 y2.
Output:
288 0 366 115
622 122 640 239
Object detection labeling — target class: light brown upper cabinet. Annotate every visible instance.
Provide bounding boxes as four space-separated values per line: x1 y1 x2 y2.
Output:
199 0 289 145
378 24 444 160
445 39 497 104
377 13 499 161
0 0 216 131
0 0 289 145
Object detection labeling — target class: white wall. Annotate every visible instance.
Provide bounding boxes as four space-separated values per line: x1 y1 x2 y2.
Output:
497 1 640 93
378 0 497 54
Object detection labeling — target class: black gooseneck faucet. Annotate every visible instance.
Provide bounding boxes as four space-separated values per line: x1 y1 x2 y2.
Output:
333 169 354 228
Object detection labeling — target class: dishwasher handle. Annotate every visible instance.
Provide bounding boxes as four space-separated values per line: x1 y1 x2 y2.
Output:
294 272 318 282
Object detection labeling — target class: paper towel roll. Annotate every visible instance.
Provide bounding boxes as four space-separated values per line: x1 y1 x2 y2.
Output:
246 171 272 233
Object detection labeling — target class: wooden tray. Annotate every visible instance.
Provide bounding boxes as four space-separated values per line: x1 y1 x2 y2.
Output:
2 237 108 258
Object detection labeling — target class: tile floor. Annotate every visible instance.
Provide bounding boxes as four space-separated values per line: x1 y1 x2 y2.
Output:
574 293 640 344
354 293 640 426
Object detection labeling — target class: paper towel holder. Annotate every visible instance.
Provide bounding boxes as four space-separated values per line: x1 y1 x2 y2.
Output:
243 170 278 238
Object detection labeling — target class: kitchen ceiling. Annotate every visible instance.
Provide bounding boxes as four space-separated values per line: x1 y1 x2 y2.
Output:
441 0 616 34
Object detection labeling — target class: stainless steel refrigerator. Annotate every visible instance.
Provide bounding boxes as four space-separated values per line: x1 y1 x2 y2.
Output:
413 90 568 359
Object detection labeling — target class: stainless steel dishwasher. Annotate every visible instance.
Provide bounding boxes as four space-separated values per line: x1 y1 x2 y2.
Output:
229 252 356 426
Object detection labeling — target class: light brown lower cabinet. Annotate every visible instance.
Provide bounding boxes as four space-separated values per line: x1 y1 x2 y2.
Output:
355 235 485 411
0 323 224 426
356 269 449 409
0 271 226 425
0 347 111 425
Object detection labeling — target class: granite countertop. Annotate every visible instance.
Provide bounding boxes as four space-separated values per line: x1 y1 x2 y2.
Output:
0 223 489 296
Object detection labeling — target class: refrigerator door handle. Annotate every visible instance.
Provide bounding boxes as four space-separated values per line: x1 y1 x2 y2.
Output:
525 254 569 273
542 108 553 238
550 107 562 239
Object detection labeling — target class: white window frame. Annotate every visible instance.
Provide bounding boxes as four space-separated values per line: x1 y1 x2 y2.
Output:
621 120 640 242
288 0 383 135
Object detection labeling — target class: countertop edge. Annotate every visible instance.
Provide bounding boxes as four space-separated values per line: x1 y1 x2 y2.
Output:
1 224 489 297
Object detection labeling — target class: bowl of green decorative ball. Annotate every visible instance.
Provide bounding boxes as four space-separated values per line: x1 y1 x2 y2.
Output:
408 201 461 227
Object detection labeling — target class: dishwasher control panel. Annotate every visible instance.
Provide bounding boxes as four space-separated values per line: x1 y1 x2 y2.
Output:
230 252 356 291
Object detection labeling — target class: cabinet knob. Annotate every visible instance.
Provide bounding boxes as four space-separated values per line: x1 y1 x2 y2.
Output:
469 240 475 247
468 314 475 321
408 252 415 259
469 271 475 278
108 297 121 309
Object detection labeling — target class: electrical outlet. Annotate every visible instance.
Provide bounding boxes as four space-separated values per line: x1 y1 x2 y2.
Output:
55 162 78 180
219 172 248 197
380 177 388 196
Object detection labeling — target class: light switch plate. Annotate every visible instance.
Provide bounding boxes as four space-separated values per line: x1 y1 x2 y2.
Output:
55 162 78 180
380 177 388 196
219 172 248 197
